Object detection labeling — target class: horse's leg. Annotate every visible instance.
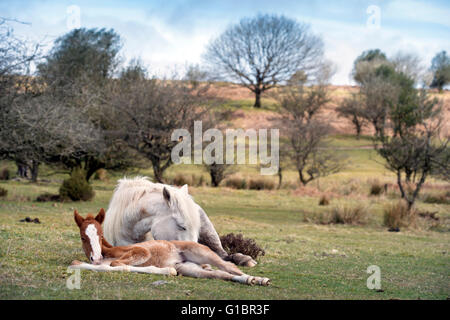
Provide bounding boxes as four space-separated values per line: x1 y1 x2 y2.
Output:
175 262 255 285
69 260 176 275
197 206 257 267
178 243 244 276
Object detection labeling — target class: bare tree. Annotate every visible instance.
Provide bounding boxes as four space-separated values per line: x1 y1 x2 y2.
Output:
108 64 209 182
336 94 367 138
203 14 324 108
277 80 343 185
0 93 103 182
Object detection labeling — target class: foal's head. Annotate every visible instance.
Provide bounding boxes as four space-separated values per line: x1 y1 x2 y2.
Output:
74 208 105 264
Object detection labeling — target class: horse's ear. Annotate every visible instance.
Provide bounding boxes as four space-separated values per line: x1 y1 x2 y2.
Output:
95 208 105 224
74 210 84 228
163 187 171 207
180 184 188 195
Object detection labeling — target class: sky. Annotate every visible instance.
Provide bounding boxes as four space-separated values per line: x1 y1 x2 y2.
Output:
1 0 449 85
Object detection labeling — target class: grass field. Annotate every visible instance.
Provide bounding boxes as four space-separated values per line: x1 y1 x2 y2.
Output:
0 91 449 300
0 146 449 300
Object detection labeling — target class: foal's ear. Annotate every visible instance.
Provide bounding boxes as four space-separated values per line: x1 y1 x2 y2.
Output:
163 187 171 207
95 208 105 224
74 210 84 228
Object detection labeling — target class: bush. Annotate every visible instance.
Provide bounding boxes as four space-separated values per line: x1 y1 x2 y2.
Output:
0 168 10 180
383 201 415 230
224 177 248 189
319 195 330 206
0 187 7 198
422 193 450 205
94 168 108 181
248 178 275 190
59 168 94 201
319 204 368 225
172 173 191 186
220 233 265 260
369 179 385 196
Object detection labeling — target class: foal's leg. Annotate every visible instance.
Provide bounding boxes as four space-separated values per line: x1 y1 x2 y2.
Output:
69 260 177 275
175 262 255 285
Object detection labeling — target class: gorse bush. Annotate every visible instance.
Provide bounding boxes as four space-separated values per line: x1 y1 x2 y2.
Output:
369 179 385 196
421 193 450 205
248 178 275 190
224 177 248 189
0 168 10 180
59 168 94 201
170 173 206 187
383 201 415 230
319 195 330 206
0 187 7 197
94 168 108 181
220 233 265 260
318 204 368 225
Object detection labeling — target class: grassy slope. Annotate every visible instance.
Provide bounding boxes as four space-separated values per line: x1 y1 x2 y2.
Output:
0 86 449 300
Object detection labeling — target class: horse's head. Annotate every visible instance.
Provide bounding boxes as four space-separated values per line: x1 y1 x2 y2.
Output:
154 184 200 241
74 208 105 265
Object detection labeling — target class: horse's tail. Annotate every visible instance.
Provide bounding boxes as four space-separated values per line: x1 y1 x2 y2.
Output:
103 176 153 245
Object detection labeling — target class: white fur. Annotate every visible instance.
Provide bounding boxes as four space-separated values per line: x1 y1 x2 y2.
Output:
104 176 201 246
85 224 102 262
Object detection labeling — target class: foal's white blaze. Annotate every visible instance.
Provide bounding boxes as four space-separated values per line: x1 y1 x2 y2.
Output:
85 224 102 263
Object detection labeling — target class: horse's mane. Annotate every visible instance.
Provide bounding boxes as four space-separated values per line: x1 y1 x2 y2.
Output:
103 176 200 245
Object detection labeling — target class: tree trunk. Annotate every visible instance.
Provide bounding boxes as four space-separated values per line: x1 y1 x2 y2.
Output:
277 166 282 189
30 160 39 183
254 89 261 108
152 162 164 183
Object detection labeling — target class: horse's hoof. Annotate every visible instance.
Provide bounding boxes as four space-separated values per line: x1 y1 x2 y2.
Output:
231 253 257 267
259 277 271 286
245 259 257 267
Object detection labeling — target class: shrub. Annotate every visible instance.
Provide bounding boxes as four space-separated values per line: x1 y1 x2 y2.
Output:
172 173 192 186
320 204 368 225
224 177 248 189
59 168 94 201
0 187 7 198
422 193 450 205
248 178 275 190
383 201 415 230
94 168 108 181
36 193 62 202
319 195 330 206
220 233 265 260
369 179 385 196
0 168 10 181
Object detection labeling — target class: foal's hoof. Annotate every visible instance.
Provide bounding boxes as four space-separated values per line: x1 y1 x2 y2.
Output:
70 260 82 266
246 276 256 286
254 277 271 286
201 264 213 271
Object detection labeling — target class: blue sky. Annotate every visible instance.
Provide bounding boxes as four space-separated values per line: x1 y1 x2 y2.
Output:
1 0 449 84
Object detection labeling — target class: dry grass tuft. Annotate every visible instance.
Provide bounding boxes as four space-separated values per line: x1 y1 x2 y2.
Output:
220 233 265 260
383 201 416 230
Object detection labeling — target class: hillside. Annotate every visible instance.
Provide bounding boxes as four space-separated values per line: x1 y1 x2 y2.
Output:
208 83 450 136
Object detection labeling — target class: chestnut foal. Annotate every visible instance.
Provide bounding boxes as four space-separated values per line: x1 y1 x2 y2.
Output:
70 209 270 286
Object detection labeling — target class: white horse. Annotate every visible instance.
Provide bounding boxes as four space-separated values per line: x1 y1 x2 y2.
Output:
103 176 257 267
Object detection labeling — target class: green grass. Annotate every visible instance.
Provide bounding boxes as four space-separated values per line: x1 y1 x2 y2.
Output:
0 134 449 300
